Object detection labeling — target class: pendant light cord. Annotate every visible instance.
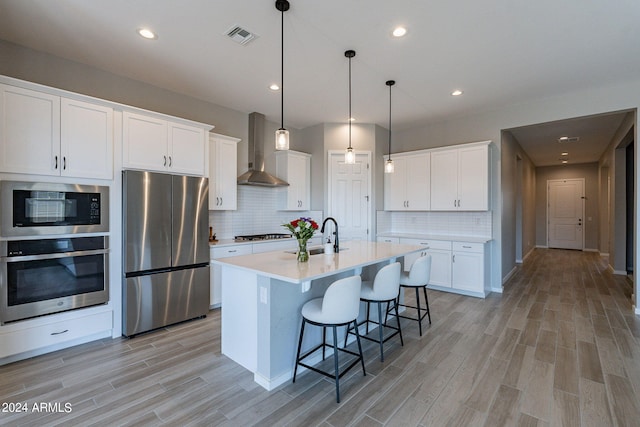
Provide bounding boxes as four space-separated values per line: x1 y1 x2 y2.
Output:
348 55 352 150
388 83 392 160
280 6 284 129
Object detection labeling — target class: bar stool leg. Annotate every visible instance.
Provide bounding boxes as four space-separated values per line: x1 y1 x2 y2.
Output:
332 325 340 403
415 287 423 336
322 326 327 360
394 299 404 346
353 319 366 376
293 318 306 383
365 302 371 334
423 286 431 324
377 302 384 362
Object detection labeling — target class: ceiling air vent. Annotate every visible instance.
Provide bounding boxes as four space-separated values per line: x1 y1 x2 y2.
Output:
225 25 257 45
557 136 580 143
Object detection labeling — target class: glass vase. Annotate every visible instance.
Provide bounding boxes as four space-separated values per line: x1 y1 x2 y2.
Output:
297 238 309 262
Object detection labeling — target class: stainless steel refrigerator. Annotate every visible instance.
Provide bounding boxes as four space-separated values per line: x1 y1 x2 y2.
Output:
122 170 209 337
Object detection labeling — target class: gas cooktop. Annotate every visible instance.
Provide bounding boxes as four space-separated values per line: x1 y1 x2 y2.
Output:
234 233 292 242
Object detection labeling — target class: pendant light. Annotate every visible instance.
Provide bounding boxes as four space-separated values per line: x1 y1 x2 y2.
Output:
384 80 395 174
344 49 356 164
275 0 290 150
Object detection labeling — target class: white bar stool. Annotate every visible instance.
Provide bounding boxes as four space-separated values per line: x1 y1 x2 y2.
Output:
393 254 432 336
293 275 365 403
346 262 403 362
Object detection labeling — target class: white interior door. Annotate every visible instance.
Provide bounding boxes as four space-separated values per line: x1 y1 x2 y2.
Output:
328 152 371 241
548 178 584 250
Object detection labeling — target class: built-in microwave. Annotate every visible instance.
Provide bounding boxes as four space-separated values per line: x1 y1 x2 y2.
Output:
0 181 109 237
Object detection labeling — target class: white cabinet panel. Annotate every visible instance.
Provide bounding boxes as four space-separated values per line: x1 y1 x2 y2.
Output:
0 84 59 175
209 133 239 210
276 151 311 211
210 244 253 307
384 151 430 211
452 241 486 293
0 309 112 359
123 112 168 171
431 142 489 211
61 98 113 179
168 123 205 175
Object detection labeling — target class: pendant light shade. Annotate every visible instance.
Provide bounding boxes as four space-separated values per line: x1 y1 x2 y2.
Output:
385 80 395 174
275 0 290 150
344 50 356 164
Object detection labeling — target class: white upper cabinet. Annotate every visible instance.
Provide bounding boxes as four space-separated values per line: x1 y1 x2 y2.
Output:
209 133 240 210
61 98 113 179
0 84 113 179
430 141 489 211
384 151 430 211
123 111 206 176
276 150 311 211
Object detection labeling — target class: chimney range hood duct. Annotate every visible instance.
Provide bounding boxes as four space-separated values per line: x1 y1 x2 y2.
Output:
237 112 289 187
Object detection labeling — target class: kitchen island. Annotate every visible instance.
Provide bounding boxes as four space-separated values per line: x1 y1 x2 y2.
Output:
212 240 423 390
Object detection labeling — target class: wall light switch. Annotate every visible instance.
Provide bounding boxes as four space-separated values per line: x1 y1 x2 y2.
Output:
260 287 267 304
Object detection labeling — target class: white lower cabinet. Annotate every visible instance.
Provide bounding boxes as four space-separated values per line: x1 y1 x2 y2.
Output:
396 237 487 297
452 242 486 294
210 244 252 308
0 309 113 360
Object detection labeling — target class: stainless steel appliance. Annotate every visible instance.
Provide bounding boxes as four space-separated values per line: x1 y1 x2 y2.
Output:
0 236 109 324
122 170 209 337
1 181 109 238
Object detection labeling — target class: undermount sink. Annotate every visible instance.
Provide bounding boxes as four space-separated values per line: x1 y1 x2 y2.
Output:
285 246 347 255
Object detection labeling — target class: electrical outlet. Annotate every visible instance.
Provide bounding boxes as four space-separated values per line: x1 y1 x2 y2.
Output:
260 287 267 304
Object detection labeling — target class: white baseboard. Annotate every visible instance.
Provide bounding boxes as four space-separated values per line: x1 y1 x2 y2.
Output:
491 286 504 294
503 266 518 285
536 245 549 249
522 247 535 262
612 269 628 276
584 248 598 252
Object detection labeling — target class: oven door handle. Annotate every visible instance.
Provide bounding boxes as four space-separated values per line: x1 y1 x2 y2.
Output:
2 249 109 263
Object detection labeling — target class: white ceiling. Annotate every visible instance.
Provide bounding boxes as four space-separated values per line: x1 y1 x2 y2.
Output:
1 0 638 165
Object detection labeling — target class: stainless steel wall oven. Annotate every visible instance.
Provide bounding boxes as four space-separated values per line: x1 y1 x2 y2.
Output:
0 236 109 324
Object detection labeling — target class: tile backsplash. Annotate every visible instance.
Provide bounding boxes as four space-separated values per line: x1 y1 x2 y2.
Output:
209 186 322 239
377 210 492 238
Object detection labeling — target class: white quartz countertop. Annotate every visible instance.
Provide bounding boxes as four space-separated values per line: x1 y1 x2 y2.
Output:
211 240 423 284
377 233 492 243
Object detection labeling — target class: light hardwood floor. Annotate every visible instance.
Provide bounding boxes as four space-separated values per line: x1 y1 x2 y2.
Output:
2 249 640 426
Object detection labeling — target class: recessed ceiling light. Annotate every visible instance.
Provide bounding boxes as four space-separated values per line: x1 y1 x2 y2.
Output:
561 151 569 156
558 136 569 142
269 84 280 91
561 160 568 164
392 27 407 37
137 28 157 40
451 89 463 96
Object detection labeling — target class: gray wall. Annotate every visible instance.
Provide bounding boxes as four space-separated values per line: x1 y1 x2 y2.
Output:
535 163 599 250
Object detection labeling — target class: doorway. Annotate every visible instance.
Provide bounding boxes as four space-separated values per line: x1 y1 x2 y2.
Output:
327 151 371 241
547 178 585 250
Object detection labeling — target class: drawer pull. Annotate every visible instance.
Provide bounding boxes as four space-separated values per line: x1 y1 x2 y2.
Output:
51 329 69 336
462 245 472 248
228 250 237 253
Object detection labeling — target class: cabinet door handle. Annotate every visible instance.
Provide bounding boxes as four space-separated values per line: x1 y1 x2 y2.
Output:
220 197 223 206
51 329 69 336
54 155 58 169
163 155 167 166
168 156 172 167
452 254 456 262
63 157 67 170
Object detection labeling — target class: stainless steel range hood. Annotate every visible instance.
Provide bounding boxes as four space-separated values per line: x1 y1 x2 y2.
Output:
237 112 289 187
